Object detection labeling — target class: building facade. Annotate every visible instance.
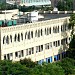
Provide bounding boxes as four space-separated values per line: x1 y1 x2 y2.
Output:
0 15 71 64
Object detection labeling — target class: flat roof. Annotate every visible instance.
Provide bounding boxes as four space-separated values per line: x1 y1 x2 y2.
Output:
38 13 70 21
17 13 70 25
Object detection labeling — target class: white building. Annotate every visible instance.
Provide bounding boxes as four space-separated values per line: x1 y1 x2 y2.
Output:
0 10 71 64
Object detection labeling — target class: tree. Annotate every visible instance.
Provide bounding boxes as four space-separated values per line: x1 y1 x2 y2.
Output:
32 63 64 75
57 0 73 11
66 14 75 59
20 58 37 68
56 58 75 75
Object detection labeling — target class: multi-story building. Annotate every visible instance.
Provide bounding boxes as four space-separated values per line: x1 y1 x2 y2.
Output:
0 10 71 64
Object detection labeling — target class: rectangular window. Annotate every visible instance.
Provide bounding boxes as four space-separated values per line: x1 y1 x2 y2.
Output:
39 46 41 52
36 46 39 53
32 47 34 54
18 51 21 58
58 40 60 46
50 42 52 48
4 54 6 60
45 43 49 49
7 54 10 60
47 43 49 49
15 52 18 58
31 31 33 38
29 48 31 55
21 50 24 57
56 41 57 47
26 49 28 56
53 42 55 46
41 45 43 51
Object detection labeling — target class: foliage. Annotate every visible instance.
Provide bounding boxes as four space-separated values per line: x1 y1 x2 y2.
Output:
0 58 75 75
32 63 64 75
66 35 75 59
57 0 73 11
66 13 75 59
19 5 52 12
0 3 17 10
56 58 75 75
20 58 37 68
69 14 75 29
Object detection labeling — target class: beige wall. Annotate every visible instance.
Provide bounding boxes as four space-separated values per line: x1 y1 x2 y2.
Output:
0 16 71 62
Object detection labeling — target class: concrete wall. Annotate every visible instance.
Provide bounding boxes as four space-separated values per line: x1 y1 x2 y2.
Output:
0 16 71 62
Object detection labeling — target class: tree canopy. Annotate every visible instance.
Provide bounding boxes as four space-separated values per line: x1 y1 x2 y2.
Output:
57 0 73 11
0 58 75 75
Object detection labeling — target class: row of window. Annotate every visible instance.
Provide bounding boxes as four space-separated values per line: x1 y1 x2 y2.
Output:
45 42 52 49
53 40 60 47
4 38 69 59
4 50 24 60
3 25 69 44
37 52 66 64
4 50 66 62
26 47 34 56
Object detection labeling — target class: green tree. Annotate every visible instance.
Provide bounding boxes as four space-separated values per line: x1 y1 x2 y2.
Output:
66 14 75 59
57 0 73 11
20 58 37 68
56 58 75 75
32 63 64 75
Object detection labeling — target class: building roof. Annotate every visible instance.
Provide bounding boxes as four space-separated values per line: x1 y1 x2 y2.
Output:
16 13 70 25
38 13 70 21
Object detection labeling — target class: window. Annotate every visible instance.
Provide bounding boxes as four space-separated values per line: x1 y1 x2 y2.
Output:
18 51 21 58
45 43 49 49
39 46 41 52
31 31 33 38
41 45 43 51
38 30 40 37
21 50 24 57
28 31 30 39
53 42 55 46
56 41 57 47
14 34 17 42
58 40 60 46
36 46 39 53
7 54 10 60
6 35 9 44
32 47 34 54
10 53 13 60
3 36 5 44
61 25 63 32
15 52 18 58
21 33 23 40
4 54 6 60
47 28 49 35
41 29 43 36
29 48 31 55
25 32 27 39
45 28 46 35
26 49 28 56
35 30 37 37
49 27 51 34
50 42 52 48
18 34 20 42
58 26 59 33
10 35 12 43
